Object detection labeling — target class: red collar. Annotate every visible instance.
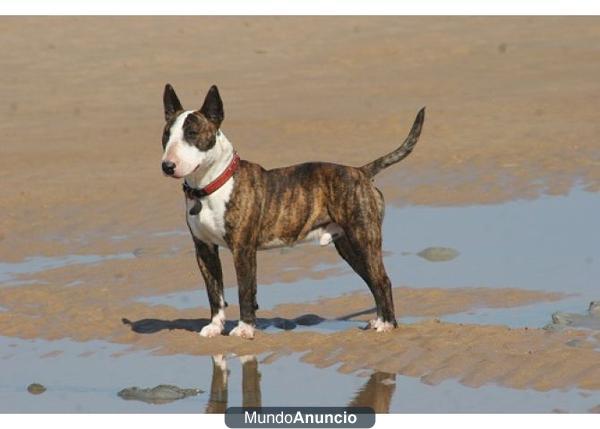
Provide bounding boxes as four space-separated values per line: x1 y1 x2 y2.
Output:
183 152 240 199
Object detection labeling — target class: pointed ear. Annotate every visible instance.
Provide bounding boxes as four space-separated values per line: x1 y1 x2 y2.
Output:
200 85 224 126
163 83 183 121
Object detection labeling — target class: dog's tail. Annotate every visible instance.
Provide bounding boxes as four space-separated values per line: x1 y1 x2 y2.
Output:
360 107 425 178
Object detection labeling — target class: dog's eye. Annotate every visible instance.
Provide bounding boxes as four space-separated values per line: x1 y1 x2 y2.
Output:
162 131 169 148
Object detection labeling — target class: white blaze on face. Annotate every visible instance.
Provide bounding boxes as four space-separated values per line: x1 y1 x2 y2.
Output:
162 111 207 178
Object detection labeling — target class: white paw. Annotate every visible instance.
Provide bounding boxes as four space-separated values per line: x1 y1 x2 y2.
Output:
199 322 224 338
375 321 395 333
366 318 382 330
229 321 255 339
367 318 395 332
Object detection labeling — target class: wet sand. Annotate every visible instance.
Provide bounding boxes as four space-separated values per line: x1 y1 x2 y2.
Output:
1 17 600 407
131 321 600 392
2 270 597 392
0 278 563 341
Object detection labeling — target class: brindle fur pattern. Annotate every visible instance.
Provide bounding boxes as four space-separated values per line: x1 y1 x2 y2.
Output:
223 161 395 325
161 84 425 335
191 237 227 319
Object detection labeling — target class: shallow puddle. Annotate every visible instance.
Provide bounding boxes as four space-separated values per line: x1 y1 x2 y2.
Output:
137 188 599 330
0 253 135 286
0 336 597 413
388 188 598 297
1 189 598 412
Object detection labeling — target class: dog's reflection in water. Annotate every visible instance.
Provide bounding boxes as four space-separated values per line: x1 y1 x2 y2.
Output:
348 371 396 413
204 354 395 413
205 354 262 413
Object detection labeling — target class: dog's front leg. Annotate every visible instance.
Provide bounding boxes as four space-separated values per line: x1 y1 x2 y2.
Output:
229 247 257 339
193 238 226 338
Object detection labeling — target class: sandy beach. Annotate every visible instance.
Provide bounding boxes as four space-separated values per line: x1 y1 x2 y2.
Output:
0 17 599 412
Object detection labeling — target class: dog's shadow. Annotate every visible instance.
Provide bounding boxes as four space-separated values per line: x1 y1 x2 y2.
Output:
122 313 345 335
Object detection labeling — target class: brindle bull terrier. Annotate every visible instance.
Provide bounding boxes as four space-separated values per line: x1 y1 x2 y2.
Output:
161 84 425 339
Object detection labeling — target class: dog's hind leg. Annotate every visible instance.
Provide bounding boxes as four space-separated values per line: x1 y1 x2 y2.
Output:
355 240 395 331
330 186 396 331
334 234 396 331
193 238 226 338
334 236 379 301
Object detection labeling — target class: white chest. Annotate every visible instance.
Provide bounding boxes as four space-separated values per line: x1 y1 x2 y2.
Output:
185 179 234 248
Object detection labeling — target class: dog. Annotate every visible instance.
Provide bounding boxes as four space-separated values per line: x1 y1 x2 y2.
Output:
161 84 424 339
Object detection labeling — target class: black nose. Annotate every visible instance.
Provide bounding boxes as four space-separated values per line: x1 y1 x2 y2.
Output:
162 160 176 175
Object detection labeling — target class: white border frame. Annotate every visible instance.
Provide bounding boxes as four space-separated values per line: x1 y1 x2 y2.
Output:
0 413 595 429
1 2 597 427
1 0 600 15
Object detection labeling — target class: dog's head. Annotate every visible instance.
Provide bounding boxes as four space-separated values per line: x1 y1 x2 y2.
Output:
161 84 224 178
